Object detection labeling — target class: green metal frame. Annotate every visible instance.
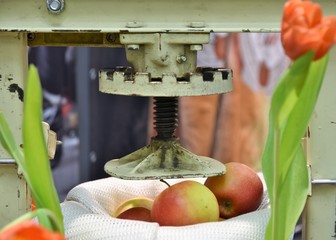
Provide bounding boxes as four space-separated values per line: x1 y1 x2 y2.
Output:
0 0 335 238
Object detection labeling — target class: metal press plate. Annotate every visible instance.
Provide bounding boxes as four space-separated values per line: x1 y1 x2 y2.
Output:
105 156 226 180
99 67 232 97
104 139 226 180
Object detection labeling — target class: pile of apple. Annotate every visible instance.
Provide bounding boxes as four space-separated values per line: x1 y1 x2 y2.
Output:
113 162 264 226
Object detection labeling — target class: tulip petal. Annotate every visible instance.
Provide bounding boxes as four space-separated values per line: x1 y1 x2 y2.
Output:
281 0 336 60
0 221 64 240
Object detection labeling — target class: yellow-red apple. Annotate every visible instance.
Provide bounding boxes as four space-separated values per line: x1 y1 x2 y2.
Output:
204 162 263 219
151 180 219 226
116 207 152 222
114 197 153 222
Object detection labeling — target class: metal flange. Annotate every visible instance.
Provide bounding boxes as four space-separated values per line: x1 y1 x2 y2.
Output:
104 138 226 180
99 67 233 97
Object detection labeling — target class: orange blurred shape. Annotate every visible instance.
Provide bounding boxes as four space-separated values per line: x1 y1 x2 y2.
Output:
31 198 36 211
281 0 336 60
0 221 64 240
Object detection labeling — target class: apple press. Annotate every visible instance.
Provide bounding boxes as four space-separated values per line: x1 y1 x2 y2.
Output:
100 33 232 179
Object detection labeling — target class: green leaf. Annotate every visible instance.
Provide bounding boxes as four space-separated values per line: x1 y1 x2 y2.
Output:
271 51 314 128
0 114 43 203
263 122 309 239
1 208 62 233
262 53 328 240
279 54 328 180
0 65 64 234
23 65 64 233
0 113 26 172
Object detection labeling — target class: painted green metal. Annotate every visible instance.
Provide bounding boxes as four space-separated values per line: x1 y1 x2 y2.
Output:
105 138 226 180
0 33 31 227
99 67 233 97
0 0 286 33
0 0 335 238
303 46 336 240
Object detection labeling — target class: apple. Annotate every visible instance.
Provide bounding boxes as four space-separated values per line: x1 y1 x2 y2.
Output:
114 197 154 222
116 207 152 222
151 180 219 226
204 162 264 219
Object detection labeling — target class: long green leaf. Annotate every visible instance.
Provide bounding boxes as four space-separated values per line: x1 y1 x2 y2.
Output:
271 52 313 128
23 65 64 233
0 65 64 234
263 120 309 239
0 113 26 171
0 114 43 203
262 52 328 240
278 55 328 180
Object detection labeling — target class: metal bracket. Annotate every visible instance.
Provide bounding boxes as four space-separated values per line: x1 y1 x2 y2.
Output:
42 122 62 160
308 165 336 197
311 179 336 185
0 159 16 164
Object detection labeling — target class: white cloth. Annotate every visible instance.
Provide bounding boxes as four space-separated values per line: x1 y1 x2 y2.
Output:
61 177 275 240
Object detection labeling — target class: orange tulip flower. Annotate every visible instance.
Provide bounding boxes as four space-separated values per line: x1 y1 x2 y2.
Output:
0 221 65 240
281 0 336 60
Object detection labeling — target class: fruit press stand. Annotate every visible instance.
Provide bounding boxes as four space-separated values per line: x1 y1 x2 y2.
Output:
0 0 335 239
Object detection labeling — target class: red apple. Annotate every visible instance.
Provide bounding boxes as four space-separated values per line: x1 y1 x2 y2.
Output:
116 207 152 222
114 197 153 222
204 162 263 219
151 180 219 226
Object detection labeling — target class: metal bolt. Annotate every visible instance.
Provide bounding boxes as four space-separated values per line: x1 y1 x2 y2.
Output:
127 44 140 50
106 33 117 43
190 44 203 51
46 0 65 14
176 55 187 63
189 22 205 28
27 33 36 41
126 21 144 28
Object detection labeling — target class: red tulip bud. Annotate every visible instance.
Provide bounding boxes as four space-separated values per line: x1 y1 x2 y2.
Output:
281 0 336 60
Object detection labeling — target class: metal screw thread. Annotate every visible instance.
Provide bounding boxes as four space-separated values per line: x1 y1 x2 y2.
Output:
153 97 178 140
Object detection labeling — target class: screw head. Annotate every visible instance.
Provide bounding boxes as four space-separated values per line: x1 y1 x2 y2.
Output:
176 55 187 64
27 33 36 41
47 0 65 14
106 33 117 43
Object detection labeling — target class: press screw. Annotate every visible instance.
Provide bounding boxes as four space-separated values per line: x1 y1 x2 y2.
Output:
46 0 65 14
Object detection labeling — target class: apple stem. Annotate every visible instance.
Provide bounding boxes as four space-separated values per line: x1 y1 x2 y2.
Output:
159 179 171 188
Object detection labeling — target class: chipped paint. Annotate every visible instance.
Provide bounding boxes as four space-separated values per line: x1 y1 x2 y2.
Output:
8 83 24 102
